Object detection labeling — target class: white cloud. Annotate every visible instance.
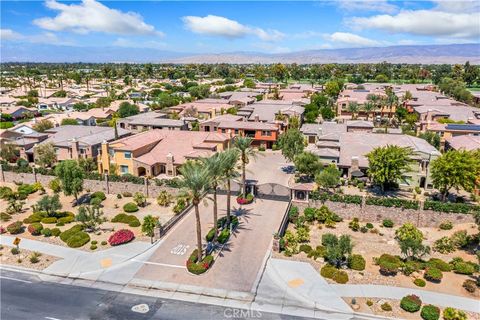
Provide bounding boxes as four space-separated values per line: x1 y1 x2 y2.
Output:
0 29 24 40
1 28 73 45
113 38 167 49
182 15 284 41
349 2 480 39
338 0 398 14
33 0 163 36
324 32 382 47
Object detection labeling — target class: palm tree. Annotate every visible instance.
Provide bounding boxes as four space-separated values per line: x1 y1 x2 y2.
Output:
348 101 359 119
201 152 227 241
234 136 257 196
179 160 211 262
221 149 240 225
363 101 374 121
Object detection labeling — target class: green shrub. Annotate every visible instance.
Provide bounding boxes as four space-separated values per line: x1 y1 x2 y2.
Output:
11 247 20 255
91 240 98 245
400 294 422 313
382 219 394 228
41 217 57 224
376 254 402 275
443 307 467 320
23 212 46 224
403 260 425 275
439 221 453 230
217 228 230 244
332 270 349 284
90 245 97 250
90 197 102 206
426 258 452 272
66 231 90 248
366 223 374 229
205 227 216 242
101 241 107 245
28 223 43 235
320 264 337 279
360 226 368 233
122 192 132 197
29 252 41 264
173 198 187 214
424 200 479 214
307 246 325 260
299 244 312 254
111 213 141 227
51 228 61 237
288 206 299 223
186 249 214 275
414 278 426 287
0 186 13 200
7 221 24 234
56 222 65 227
91 191 106 201
421 305 440 320
453 261 475 275
434 237 455 254
116 193 122 199
303 207 316 222
348 254 366 271
349 218 360 231
57 215 74 224
0 212 12 222
59 224 84 242
381 302 392 311
450 230 469 248
424 267 443 282
366 197 419 210
41 228 52 237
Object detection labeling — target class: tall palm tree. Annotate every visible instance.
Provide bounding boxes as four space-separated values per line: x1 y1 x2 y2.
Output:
221 149 240 225
234 136 257 196
179 160 211 262
348 101 359 119
201 152 226 241
363 101 374 121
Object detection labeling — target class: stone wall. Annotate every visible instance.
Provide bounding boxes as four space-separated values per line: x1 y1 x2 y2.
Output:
294 200 475 228
0 171 179 198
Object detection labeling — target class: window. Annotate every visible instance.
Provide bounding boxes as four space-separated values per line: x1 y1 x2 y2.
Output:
262 131 272 136
221 129 226 133
54 148 59 154
108 148 114 157
234 129 239 134
124 152 132 159
120 165 129 174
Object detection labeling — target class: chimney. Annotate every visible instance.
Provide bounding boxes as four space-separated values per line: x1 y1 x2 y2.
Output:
70 138 79 160
254 114 259 122
166 152 175 176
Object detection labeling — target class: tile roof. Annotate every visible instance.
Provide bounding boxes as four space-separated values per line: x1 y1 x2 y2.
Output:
446 135 480 151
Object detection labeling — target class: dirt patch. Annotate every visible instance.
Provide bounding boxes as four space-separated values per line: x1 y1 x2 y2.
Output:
0 245 58 270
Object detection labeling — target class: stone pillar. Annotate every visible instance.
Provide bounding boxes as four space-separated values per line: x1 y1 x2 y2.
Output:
166 153 174 177
144 177 149 197
0 164 4 182
33 166 37 183
104 173 109 194
70 138 79 160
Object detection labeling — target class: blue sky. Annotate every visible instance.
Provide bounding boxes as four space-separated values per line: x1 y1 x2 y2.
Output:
1 0 479 55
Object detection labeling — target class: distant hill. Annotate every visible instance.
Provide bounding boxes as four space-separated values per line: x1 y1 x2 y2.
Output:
1 43 479 64
170 44 480 64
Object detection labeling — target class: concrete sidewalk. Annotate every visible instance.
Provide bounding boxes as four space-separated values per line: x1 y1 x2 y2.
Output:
332 284 480 313
1 235 87 259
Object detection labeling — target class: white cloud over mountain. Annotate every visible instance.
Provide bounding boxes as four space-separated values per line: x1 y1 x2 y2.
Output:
182 15 284 41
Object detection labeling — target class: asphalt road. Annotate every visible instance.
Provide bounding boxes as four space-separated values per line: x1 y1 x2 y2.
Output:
0 270 314 320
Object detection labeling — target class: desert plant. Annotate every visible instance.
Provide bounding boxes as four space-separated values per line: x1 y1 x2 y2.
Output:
382 219 394 228
424 267 443 282
347 254 366 271
381 302 392 311
76 205 106 232
7 221 24 234
434 237 455 254
123 202 139 213
108 229 135 246
376 254 402 275
421 305 440 320
443 307 467 320
400 294 422 313
133 192 147 207
142 215 159 238
414 278 426 287
462 279 477 293
29 252 41 264
439 221 453 230
156 190 172 206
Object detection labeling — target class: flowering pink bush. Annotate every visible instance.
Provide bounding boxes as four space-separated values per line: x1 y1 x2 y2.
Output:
108 229 135 246
0 226 5 234
236 194 254 205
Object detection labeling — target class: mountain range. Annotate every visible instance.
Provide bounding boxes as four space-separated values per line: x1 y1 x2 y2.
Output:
1 43 479 64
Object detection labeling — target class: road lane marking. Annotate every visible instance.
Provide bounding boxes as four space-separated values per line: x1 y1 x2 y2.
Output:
131 259 186 269
45 317 62 320
0 276 32 283
170 244 189 255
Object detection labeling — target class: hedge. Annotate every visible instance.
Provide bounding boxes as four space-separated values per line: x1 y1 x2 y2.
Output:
217 228 230 244
66 231 90 248
366 197 419 210
424 201 480 214
41 217 57 224
186 249 214 275
310 191 362 204
111 213 141 227
60 225 84 242
320 265 349 283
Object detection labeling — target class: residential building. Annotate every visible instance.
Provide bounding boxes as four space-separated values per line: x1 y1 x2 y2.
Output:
117 111 188 132
26 125 130 162
99 130 231 177
445 135 480 151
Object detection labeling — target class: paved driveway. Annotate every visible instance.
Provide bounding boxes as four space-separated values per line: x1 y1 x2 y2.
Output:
246 151 293 186
135 194 288 292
